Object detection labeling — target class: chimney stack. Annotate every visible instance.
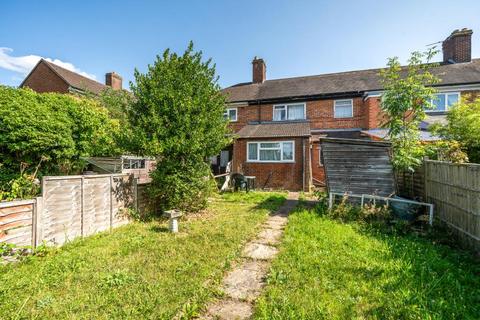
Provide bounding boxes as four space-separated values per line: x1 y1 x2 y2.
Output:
442 28 473 63
105 72 122 90
252 57 266 83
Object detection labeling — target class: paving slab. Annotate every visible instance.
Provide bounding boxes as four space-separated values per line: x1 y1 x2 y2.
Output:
223 260 268 301
255 228 283 245
242 243 278 260
204 300 252 320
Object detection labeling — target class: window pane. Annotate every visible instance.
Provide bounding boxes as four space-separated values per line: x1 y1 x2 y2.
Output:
248 143 258 160
260 142 280 148
287 105 305 120
260 149 281 161
282 142 293 160
432 94 446 111
335 105 353 118
447 93 459 108
273 106 286 121
228 109 237 120
335 100 353 118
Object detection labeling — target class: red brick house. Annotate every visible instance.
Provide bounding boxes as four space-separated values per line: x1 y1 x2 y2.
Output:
20 59 122 94
221 28 480 191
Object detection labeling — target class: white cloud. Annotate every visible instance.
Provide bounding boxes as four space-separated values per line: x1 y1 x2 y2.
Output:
0 47 96 80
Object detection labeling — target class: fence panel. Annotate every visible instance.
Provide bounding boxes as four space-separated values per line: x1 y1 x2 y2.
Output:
424 160 480 252
0 200 35 247
2 174 151 249
42 177 83 245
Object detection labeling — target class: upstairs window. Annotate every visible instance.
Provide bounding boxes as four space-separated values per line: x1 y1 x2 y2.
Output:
273 103 306 121
247 141 294 162
223 108 237 121
334 99 353 118
426 93 459 113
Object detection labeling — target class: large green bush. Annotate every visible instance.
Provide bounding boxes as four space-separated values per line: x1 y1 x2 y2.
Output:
128 43 231 212
0 86 121 195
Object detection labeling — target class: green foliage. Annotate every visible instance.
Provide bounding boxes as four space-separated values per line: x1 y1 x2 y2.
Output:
0 173 40 201
380 49 440 171
129 42 231 212
430 96 480 163
424 140 469 163
255 208 480 319
0 86 121 196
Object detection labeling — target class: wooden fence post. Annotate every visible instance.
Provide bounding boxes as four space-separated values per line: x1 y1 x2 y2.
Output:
32 196 44 248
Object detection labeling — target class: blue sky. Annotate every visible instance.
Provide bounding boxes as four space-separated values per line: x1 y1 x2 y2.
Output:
1 0 479 89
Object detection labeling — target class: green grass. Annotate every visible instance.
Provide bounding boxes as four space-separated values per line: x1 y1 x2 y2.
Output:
0 191 285 319
255 207 480 320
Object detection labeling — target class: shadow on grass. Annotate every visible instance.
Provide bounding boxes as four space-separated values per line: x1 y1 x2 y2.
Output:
250 195 289 215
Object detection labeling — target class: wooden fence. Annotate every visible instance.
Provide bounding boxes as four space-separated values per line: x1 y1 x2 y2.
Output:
0 173 151 248
398 160 480 252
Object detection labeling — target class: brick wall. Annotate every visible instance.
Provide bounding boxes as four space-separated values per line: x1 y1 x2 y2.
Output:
311 142 326 185
228 97 385 133
21 61 70 93
232 137 310 191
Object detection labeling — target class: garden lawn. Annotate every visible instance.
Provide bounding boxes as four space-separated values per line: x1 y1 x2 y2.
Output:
255 207 480 320
0 191 285 319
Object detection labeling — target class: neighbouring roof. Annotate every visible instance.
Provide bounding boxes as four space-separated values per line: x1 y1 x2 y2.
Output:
420 114 448 130
223 59 480 103
361 129 441 142
236 121 311 138
23 59 107 94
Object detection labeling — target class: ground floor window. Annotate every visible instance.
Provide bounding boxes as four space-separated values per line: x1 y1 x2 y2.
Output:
247 141 294 162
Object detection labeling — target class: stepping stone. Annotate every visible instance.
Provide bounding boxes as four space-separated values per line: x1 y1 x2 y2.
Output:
223 261 267 301
264 219 287 230
204 299 252 320
255 228 283 245
242 243 278 260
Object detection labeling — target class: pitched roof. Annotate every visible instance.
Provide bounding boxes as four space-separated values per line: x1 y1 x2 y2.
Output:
236 121 311 138
24 59 107 94
223 59 480 103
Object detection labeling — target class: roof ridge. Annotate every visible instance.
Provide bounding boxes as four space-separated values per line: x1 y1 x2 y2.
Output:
42 59 105 88
228 58 480 87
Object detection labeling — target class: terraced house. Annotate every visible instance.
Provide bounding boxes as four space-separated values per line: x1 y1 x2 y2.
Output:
220 28 480 191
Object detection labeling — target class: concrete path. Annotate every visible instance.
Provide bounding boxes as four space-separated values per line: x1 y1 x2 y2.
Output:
201 192 298 320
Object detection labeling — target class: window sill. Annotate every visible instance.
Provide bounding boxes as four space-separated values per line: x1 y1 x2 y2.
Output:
246 160 295 164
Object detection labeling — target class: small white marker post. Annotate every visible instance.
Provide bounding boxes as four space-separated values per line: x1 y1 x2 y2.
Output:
163 209 183 233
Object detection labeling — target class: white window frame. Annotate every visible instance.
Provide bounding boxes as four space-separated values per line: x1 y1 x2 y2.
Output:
334 99 353 118
425 92 460 113
246 141 295 163
272 103 306 121
224 107 238 122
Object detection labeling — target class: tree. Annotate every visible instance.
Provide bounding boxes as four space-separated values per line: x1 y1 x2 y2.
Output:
431 96 480 163
128 42 231 212
380 49 440 172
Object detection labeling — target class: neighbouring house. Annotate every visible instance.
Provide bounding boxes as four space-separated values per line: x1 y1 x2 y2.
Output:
20 58 122 94
221 28 480 191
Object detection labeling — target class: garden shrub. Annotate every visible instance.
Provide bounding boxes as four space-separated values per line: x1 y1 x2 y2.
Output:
128 43 231 212
0 86 122 199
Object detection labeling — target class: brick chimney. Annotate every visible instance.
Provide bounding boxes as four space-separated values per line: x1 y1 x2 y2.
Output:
105 72 122 90
442 28 473 63
252 57 266 83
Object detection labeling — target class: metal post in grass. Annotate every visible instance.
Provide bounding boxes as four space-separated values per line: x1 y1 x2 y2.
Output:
163 210 183 233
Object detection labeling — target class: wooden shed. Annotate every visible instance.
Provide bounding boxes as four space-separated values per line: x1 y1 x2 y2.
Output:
320 138 395 197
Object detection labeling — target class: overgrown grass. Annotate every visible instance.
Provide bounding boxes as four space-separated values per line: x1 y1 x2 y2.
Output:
0 191 285 319
255 206 480 319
